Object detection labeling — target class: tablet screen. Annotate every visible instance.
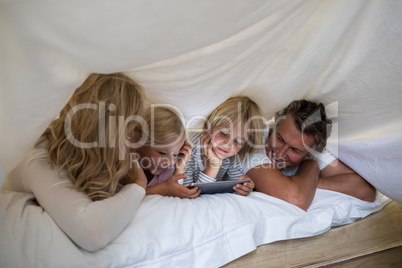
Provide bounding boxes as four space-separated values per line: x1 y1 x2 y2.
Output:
188 180 250 194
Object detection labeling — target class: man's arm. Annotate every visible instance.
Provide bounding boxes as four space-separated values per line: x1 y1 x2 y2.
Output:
318 159 376 202
246 159 319 211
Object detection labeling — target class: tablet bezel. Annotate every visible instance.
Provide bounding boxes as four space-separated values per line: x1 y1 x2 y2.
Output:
188 179 250 194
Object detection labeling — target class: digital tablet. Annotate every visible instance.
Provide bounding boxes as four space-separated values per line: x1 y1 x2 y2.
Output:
188 179 250 195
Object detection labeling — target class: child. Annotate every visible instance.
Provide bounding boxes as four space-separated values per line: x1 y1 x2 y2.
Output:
131 106 200 199
183 96 265 196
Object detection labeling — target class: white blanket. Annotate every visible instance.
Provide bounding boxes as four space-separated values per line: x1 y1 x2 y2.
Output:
0 189 388 267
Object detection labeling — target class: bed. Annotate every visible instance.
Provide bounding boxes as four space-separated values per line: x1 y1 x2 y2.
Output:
0 187 396 267
225 200 402 267
1 0 402 267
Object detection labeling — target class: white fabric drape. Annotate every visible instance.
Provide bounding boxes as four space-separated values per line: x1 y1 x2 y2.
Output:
1 0 401 202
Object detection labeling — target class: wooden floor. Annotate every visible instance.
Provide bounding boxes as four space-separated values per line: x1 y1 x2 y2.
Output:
224 201 402 268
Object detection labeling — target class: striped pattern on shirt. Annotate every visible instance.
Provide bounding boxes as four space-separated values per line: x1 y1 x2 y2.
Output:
183 133 244 186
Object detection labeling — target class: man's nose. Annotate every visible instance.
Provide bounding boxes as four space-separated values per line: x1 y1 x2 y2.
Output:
276 146 288 159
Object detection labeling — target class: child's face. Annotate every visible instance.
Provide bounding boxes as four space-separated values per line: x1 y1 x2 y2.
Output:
139 138 185 175
210 122 248 159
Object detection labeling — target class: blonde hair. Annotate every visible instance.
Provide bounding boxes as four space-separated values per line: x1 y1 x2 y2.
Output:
36 73 145 201
203 96 265 159
136 106 186 147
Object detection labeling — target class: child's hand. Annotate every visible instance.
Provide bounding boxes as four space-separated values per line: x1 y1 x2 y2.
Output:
200 133 222 169
164 174 201 199
233 175 254 196
174 140 193 175
121 152 147 190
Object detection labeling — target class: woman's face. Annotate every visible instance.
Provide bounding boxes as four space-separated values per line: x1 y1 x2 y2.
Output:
210 122 248 159
138 138 185 175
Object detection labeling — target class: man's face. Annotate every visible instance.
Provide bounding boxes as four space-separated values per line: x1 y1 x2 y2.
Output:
266 114 315 169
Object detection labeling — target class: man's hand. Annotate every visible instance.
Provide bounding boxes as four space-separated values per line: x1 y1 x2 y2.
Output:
319 159 376 202
233 175 255 196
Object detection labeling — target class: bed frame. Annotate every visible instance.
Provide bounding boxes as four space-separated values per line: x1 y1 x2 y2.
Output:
225 200 402 267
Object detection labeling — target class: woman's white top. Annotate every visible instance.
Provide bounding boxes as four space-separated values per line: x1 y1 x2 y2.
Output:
2 148 145 252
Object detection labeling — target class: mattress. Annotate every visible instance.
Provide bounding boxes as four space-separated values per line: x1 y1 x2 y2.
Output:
0 189 391 267
225 200 402 267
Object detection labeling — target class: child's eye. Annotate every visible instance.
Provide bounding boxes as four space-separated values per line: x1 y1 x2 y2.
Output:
158 152 167 156
234 139 244 146
220 131 228 136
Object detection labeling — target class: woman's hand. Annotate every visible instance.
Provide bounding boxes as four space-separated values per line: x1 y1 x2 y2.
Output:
233 175 255 196
174 140 193 175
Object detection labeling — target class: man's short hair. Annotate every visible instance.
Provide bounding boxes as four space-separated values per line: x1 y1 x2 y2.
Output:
274 100 332 153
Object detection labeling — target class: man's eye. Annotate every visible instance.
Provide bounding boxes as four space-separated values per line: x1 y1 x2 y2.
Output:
291 148 301 155
159 152 167 156
276 137 283 143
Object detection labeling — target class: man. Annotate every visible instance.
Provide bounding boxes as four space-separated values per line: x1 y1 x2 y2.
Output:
243 100 376 211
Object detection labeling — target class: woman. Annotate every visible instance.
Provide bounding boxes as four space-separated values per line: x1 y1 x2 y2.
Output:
3 73 147 251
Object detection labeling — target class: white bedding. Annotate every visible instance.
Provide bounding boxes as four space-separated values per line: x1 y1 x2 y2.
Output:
0 189 388 267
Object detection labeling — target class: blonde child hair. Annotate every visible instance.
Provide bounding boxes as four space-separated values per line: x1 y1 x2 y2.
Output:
36 73 145 201
203 96 265 159
136 106 186 147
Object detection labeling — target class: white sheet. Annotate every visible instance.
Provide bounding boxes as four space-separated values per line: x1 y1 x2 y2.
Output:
1 0 401 202
0 189 388 268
